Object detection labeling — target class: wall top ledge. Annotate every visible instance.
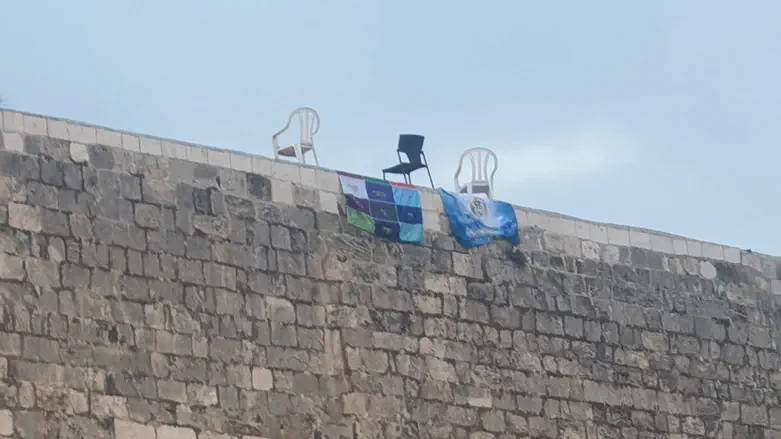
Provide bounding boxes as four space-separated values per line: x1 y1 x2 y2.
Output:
1 107 775 269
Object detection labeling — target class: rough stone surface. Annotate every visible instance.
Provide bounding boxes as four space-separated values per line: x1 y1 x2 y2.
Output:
1 124 781 438
69 141 89 163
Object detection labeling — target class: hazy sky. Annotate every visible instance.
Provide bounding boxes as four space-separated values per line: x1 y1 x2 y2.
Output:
2 1 780 254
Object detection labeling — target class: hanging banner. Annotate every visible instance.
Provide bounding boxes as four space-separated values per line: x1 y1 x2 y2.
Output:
437 188 520 248
338 172 424 245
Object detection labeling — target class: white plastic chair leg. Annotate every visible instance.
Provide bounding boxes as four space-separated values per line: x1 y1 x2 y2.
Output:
294 145 305 164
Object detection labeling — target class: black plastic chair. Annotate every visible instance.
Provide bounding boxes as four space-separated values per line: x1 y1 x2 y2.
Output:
382 134 435 188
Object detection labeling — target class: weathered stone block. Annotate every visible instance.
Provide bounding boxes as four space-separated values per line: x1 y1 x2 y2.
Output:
114 419 155 439
536 312 564 336
157 425 197 439
157 380 187 403
134 203 161 229
271 324 297 346
266 297 295 322
742 404 769 426
204 262 237 290
8 202 41 232
252 367 273 390
0 254 24 280
0 333 21 356
0 409 11 435
70 142 89 163
22 335 60 362
481 410 506 433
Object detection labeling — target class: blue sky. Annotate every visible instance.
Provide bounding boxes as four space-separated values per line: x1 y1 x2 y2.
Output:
2 1 780 254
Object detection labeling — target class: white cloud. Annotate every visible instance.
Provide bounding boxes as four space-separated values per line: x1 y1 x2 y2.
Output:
490 128 636 185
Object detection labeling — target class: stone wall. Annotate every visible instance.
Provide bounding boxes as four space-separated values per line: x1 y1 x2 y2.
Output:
0 108 780 439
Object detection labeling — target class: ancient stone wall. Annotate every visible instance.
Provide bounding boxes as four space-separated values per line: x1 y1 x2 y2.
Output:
0 108 780 439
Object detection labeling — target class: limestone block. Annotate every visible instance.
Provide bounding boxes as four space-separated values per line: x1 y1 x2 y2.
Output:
700 261 717 280
227 151 252 173
22 114 47 135
159 140 185 159
187 383 218 406
3 132 23 152
67 123 97 144
419 189 443 211
97 128 122 147
186 144 209 163
724 246 741 263
590 223 608 243
69 142 89 163
252 367 273 390
742 404 769 426
423 210 441 232
69 389 89 414
91 394 129 418
122 133 141 152
550 216 576 236
527 212 551 230
582 240 600 260
742 251 763 272
272 179 294 204
199 433 239 439
251 156 272 175
271 160 300 182
207 148 231 168
158 380 187 402
298 166 316 188
18 382 35 408
0 409 12 435
158 425 197 439
319 190 339 214
47 118 68 139
573 220 589 239
687 240 703 257
702 242 725 260
139 137 163 155
466 388 492 408
650 234 674 254
0 254 24 280
343 393 368 414
543 232 581 257
672 238 687 255
314 169 339 193
481 410 506 433
607 226 630 246
2 111 23 132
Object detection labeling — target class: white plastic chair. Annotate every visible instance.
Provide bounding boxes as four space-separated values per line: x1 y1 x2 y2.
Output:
272 107 320 165
454 147 498 198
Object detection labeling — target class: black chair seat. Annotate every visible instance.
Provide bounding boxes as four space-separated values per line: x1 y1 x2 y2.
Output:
383 163 426 174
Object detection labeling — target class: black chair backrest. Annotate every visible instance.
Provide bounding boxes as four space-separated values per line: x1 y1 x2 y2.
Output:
398 134 425 165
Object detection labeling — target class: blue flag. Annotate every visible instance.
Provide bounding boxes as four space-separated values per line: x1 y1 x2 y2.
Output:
437 189 520 248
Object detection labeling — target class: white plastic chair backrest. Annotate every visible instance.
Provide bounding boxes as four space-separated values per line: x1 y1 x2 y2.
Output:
283 107 320 145
454 147 498 190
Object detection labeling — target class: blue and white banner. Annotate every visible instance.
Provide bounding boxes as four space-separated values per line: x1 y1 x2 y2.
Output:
437 189 520 248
